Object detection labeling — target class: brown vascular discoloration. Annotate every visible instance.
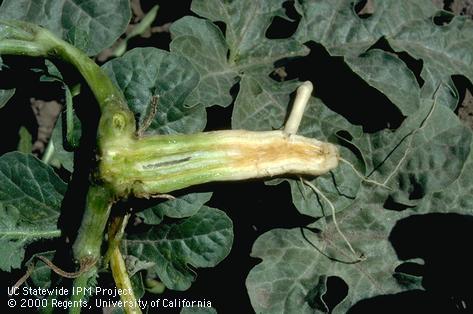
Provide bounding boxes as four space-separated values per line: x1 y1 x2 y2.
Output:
227 132 339 178
142 156 192 169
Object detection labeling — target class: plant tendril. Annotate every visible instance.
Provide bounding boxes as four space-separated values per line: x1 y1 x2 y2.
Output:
338 157 392 190
13 263 35 289
36 255 96 279
12 255 97 289
301 178 365 262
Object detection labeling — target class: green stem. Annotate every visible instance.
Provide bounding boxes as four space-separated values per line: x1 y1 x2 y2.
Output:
0 20 136 144
72 185 113 260
69 185 113 314
103 214 129 268
42 138 55 164
0 21 137 313
110 246 143 314
1 21 119 109
112 5 159 58
64 84 77 147
69 271 93 314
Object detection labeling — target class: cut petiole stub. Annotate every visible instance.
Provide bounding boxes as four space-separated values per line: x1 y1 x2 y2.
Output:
284 81 313 135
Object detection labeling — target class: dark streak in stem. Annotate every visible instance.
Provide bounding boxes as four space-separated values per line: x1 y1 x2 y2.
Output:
142 156 192 169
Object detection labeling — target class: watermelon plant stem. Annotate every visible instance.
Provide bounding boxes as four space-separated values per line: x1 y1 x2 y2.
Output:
69 185 113 314
1 20 341 313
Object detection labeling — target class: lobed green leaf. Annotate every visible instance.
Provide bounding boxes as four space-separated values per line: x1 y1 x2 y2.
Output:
170 0 308 121
294 0 473 109
414 139 473 214
345 49 421 116
102 47 206 135
170 16 238 109
353 100 471 206
246 207 418 313
0 152 65 271
294 0 438 56
124 206 233 291
137 192 213 225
